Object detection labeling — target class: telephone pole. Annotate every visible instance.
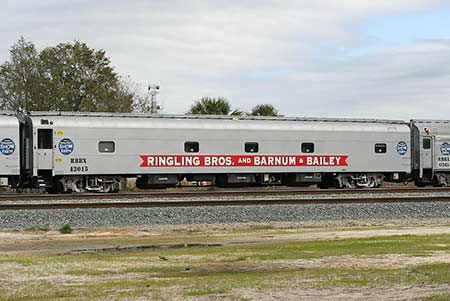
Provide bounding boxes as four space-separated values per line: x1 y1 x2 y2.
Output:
148 84 160 113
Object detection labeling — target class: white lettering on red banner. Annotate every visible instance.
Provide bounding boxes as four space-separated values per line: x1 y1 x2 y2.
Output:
140 155 348 167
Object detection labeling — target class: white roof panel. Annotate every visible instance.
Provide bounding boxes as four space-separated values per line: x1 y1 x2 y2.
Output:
30 112 410 133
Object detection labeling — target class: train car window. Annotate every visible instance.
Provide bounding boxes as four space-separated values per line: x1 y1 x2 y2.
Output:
184 141 199 153
301 143 314 153
375 143 387 153
99 141 115 153
245 142 259 153
37 129 53 149
423 138 431 149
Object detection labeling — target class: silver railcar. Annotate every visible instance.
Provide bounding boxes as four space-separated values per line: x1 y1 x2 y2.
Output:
411 120 450 186
0 112 21 187
28 112 411 193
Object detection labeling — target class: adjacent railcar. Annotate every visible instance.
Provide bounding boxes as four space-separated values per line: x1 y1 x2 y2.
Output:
28 112 411 193
0 112 21 187
410 120 450 186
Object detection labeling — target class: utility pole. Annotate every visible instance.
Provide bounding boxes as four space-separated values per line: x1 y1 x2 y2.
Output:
148 84 160 113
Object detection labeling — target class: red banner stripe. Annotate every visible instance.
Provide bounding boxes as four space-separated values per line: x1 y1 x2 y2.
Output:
140 155 348 168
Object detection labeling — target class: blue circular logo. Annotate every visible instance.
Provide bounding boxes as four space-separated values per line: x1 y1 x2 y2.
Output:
397 141 407 155
0 138 15 156
441 142 450 156
58 138 74 155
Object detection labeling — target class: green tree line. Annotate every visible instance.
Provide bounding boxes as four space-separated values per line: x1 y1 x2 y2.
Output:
0 37 133 112
188 97 281 116
0 37 282 116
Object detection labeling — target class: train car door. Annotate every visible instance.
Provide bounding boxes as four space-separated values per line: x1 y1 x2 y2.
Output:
421 136 433 180
36 128 54 170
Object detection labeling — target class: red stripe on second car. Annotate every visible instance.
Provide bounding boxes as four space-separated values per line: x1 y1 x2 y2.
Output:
139 155 348 168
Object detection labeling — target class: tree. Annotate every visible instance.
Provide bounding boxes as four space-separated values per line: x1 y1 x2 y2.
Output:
187 97 231 115
250 104 281 116
39 41 133 112
0 37 43 110
230 109 246 116
0 38 134 112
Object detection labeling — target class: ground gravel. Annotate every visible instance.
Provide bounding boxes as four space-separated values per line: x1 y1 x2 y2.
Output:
2 201 450 229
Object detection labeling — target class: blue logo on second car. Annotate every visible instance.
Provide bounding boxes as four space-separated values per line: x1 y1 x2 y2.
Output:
0 138 15 156
397 141 407 155
441 142 450 156
59 138 74 155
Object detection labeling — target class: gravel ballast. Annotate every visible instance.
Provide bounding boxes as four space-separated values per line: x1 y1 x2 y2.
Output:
1 201 450 229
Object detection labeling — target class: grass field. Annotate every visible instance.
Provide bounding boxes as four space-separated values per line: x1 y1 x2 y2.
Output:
1 223 450 300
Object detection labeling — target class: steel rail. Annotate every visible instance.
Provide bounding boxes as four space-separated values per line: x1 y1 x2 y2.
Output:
1 195 450 211
0 186 450 202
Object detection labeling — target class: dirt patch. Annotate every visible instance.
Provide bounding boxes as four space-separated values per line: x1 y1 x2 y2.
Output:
194 252 450 275
2 220 450 255
65 242 224 254
286 252 450 270
227 284 450 301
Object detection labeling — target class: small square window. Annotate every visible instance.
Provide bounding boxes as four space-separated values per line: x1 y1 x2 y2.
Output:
99 141 115 153
301 143 314 153
423 138 431 149
245 142 259 153
375 143 387 153
185 141 199 153
38 129 53 149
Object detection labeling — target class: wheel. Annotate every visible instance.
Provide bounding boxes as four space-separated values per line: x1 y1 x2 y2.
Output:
366 177 377 188
103 183 113 193
432 176 445 187
58 182 72 194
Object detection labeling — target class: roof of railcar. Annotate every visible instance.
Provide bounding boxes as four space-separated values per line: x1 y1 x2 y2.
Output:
22 111 411 133
0 112 20 127
410 119 450 136
0 111 18 116
26 111 408 125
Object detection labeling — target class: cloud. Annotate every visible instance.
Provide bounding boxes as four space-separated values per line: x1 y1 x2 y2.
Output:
255 41 450 119
0 0 449 118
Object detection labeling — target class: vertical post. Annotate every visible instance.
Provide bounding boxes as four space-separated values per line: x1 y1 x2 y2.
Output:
148 84 160 113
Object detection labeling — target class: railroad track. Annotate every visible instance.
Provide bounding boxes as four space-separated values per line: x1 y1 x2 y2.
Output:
2 194 450 211
1 186 450 201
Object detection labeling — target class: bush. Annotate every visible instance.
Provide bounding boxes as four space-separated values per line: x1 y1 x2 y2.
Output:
59 224 73 234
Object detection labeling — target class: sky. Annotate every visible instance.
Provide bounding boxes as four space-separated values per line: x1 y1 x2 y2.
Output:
2 0 450 119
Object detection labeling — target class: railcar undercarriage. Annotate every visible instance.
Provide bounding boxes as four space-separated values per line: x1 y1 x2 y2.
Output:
318 173 384 189
47 176 123 193
135 172 388 190
40 172 408 193
433 173 450 187
335 173 384 188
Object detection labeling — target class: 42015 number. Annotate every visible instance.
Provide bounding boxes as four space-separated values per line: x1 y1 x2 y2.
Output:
70 166 89 172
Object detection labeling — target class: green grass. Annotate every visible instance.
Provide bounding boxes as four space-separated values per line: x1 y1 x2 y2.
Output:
1 233 450 300
185 288 230 297
5 264 450 300
59 224 73 234
122 233 450 261
65 268 119 277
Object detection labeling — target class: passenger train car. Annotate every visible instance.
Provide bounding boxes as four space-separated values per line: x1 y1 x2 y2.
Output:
410 120 450 186
0 112 20 187
0 111 447 193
